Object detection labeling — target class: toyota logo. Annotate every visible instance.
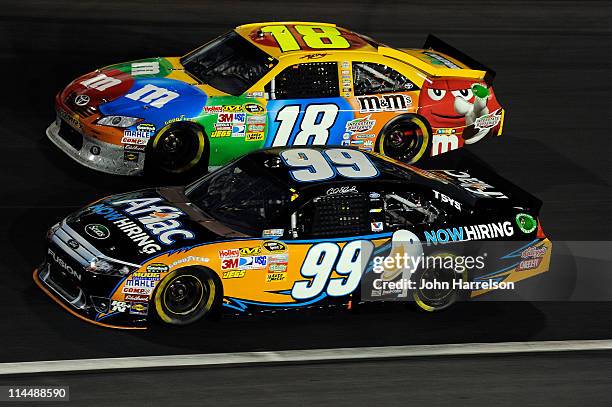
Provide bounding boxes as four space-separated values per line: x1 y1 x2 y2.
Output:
74 94 90 106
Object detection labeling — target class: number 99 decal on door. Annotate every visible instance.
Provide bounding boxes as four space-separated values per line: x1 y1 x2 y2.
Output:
47 21 504 176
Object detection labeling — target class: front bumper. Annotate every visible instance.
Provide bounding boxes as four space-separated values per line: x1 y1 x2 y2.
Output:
34 221 148 330
46 119 145 176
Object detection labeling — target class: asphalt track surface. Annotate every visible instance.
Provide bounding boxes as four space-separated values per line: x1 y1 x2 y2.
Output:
0 0 611 404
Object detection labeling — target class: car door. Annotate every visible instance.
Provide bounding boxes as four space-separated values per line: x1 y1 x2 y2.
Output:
263 61 355 147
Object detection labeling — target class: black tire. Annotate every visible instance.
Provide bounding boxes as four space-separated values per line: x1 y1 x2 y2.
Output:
153 267 221 326
412 252 467 312
146 122 208 177
376 114 431 164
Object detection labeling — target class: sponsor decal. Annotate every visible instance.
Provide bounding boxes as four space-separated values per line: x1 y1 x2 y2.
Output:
268 264 287 273
326 185 358 195
266 272 286 282
262 229 284 238
219 249 240 258
131 61 160 76
440 170 509 199
121 134 148 145
233 113 246 123
433 190 461 211
268 253 289 264
232 125 246 137
223 105 243 112
517 245 547 271
436 128 456 135
129 302 149 316
80 73 121 91
248 124 265 132
122 286 154 295
222 270 246 279
47 248 81 281
516 213 537 233
124 144 146 152
262 241 287 253
371 222 384 232
300 53 328 60
84 224 110 240
243 103 265 113
240 246 262 256
74 94 90 106
164 115 187 125
357 94 412 113
247 115 266 124
246 91 264 99
58 108 80 129
425 221 514 245
203 105 224 114
67 239 79 249
211 130 231 138
168 256 209 269
240 256 267 269
246 132 264 141
422 51 461 69
217 113 234 123
124 294 149 302
474 111 501 130
89 198 194 254
432 133 459 156
146 263 169 273
110 300 129 313
124 151 139 162
125 84 179 108
131 272 161 279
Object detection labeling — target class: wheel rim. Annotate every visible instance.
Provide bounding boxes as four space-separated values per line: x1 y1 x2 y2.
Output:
163 275 206 315
380 119 429 163
153 127 204 173
417 268 455 304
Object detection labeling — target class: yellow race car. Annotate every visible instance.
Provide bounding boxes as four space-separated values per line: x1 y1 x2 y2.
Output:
48 21 504 176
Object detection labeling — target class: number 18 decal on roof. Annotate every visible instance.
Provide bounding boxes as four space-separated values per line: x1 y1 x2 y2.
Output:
280 148 380 182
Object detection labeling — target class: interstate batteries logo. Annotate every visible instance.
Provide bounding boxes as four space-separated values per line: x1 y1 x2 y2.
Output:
345 115 376 133
85 224 110 239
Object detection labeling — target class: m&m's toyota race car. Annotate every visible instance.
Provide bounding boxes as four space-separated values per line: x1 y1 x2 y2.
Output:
34 147 549 329
47 21 504 177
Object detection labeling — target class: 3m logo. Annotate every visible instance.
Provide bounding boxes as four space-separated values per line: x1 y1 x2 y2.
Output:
221 257 239 270
357 94 412 113
80 73 121 91
125 84 179 108
432 134 459 156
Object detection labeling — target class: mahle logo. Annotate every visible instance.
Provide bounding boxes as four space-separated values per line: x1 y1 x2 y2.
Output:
85 223 110 239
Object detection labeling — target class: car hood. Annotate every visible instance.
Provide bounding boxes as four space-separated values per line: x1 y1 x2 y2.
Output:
65 187 235 264
59 57 208 126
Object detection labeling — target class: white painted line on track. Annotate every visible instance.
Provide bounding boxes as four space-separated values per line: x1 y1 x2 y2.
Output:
1 339 612 375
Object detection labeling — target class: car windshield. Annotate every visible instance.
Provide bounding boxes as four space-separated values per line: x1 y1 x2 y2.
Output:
180 31 277 96
185 157 289 235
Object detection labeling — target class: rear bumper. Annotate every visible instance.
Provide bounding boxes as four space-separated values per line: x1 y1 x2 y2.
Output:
46 120 144 176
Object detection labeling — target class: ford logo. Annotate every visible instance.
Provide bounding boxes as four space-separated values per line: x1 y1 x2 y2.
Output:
67 239 80 249
85 224 110 240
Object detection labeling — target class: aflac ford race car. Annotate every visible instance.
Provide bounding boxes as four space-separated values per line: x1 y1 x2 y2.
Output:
47 21 504 176
35 147 550 329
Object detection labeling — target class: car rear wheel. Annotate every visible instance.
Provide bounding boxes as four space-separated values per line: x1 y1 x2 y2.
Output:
412 253 466 312
148 122 207 176
153 267 221 326
377 115 431 164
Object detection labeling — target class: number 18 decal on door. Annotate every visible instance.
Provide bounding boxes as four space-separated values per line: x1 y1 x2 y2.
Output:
270 104 340 147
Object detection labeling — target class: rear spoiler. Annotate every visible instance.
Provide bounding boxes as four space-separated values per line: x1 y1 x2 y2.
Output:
423 34 496 85
420 149 542 214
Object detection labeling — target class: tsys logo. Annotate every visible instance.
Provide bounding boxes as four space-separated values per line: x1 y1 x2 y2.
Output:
516 213 537 234
85 223 110 239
